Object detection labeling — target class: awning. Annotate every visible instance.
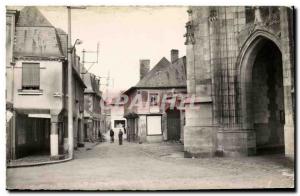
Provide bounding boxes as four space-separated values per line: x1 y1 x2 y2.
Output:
124 112 138 119
15 108 52 118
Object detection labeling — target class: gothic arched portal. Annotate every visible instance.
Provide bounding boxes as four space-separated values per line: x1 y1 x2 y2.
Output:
238 31 285 155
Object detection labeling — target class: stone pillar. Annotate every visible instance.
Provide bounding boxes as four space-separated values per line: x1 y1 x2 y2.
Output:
73 117 78 149
184 7 218 158
93 120 96 140
78 116 85 147
11 110 16 160
50 115 59 160
280 7 295 159
184 101 217 158
87 120 93 141
138 115 147 143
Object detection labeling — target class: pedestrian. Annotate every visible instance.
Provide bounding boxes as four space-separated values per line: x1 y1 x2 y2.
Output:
98 130 101 141
124 126 127 134
118 129 123 145
110 129 114 143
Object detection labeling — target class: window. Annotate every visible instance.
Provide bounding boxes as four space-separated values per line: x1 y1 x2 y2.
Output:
150 93 159 106
22 63 40 90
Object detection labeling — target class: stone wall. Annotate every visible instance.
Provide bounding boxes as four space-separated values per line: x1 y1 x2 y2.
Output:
184 6 295 158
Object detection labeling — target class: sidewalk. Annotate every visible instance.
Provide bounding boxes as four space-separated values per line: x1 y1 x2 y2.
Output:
7 141 101 168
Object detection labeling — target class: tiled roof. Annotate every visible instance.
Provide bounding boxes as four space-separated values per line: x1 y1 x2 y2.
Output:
14 6 64 58
83 72 101 96
16 6 53 27
135 56 186 88
56 28 68 57
83 73 94 93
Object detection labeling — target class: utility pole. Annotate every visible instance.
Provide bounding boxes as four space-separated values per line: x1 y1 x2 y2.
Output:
67 6 85 159
67 6 73 159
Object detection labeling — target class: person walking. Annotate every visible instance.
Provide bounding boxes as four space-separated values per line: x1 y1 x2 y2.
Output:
118 129 123 145
110 129 114 143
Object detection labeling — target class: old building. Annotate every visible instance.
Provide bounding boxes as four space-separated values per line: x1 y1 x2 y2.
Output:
6 9 18 162
108 96 127 140
183 7 295 158
124 50 187 143
82 72 102 142
6 6 86 161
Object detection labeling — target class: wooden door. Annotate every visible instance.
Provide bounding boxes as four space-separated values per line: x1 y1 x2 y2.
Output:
167 109 180 141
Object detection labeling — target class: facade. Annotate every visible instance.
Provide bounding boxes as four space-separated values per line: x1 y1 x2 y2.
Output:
108 97 127 140
6 9 18 162
183 7 295 158
124 50 187 143
82 72 102 142
6 7 86 161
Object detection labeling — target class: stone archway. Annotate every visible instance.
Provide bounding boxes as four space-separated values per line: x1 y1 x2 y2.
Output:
238 31 285 155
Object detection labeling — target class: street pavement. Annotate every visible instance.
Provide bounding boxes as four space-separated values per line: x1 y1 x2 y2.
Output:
6 141 294 190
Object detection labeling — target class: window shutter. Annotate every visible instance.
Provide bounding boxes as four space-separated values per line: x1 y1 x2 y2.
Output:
22 63 40 89
141 91 148 102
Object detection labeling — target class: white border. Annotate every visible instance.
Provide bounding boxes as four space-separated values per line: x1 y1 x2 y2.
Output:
1 0 298 195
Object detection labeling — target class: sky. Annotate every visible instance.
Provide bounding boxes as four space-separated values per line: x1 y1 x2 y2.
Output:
9 6 188 97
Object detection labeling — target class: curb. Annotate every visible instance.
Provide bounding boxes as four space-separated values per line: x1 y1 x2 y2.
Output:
7 156 72 168
7 142 102 168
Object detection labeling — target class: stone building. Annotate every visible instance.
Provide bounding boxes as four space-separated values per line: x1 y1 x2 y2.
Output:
82 72 102 142
6 9 18 162
6 7 86 161
108 96 127 140
124 50 187 143
183 6 295 158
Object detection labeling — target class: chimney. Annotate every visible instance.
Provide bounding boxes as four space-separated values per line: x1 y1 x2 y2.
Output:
140 59 150 80
171 49 179 63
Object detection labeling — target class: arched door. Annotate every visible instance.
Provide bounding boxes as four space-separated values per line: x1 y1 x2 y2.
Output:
251 40 285 154
238 33 285 155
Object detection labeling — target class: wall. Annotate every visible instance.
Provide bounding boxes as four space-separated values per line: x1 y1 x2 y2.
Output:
13 60 64 114
110 105 127 139
124 87 186 143
6 10 17 161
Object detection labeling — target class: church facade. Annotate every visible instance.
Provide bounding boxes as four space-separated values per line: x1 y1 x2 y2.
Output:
183 7 295 158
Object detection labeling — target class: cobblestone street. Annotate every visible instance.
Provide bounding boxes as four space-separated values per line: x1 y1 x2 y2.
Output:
7 141 294 190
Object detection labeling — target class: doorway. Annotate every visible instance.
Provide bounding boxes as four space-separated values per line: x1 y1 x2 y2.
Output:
251 39 285 154
167 108 181 141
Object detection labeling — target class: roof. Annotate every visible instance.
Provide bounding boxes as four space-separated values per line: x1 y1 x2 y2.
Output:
14 6 64 59
16 6 53 27
83 73 94 93
135 56 186 88
56 28 68 57
123 56 186 95
109 97 126 106
135 57 170 88
83 72 101 96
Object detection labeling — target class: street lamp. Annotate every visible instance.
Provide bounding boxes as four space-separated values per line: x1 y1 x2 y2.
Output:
71 39 83 51
67 6 86 159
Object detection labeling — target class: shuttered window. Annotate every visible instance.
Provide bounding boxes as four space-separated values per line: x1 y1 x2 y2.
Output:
22 63 40 89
